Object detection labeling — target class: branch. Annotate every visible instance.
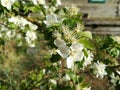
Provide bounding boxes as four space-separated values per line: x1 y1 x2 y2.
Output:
23 16 42 28
11 9 43 31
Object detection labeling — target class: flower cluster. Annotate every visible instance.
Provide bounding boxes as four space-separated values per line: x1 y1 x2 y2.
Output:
0 0 120 90
8 16 38 47
54 38 94 70
44 14 62 27
31 0 46 5
110 72 120 86
91 61 107 79
1 0 16 10
0 24 15 40
8 16 38 30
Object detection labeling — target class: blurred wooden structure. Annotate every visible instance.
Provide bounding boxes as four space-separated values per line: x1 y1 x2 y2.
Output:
62 0 120 35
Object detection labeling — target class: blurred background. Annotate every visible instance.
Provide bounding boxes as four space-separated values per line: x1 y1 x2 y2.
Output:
61 0 120 35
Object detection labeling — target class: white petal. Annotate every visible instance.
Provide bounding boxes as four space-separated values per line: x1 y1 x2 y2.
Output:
70 43 84 52
56 0 62 6
32 0 38 5
57 45 70 58
44 14 61 27
65 74 71 81
74 51 84 61
66 56 74 69
38 0 46 5
43 20 47 24
54 39 66 47
1 0 16 10
116 70 120 75
49 79 57 85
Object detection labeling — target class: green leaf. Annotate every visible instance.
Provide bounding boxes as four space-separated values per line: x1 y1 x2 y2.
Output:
83 49 88 57
63 17 82 28
9 23 18 29
78 77 83 83
79 38 94 50
69 73 77 83
81 82 89 88
110 48 120 58
30 5 41 12
80 31 92 39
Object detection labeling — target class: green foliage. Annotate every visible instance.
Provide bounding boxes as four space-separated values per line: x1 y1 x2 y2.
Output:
50 54 61 63
0 0 120 89
79 38 94 50
20 69 45 90
0 82 8 90
79 31 92 40
63 15 82 28
110 48 120 58
98 36 120 58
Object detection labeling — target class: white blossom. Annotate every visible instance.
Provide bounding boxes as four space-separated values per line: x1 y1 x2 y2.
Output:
54 38 84 70
76 84 91 90
0 25 16 40
25 30 37 42
66 43 84 69
25 30 37 47
56 0 62 6
1 0 16 10
110 73 120 86
8 16 21 25
74 23 84 33
116 70 120 75
91 61 107 79
29 23 38 30
53 31 62 39
31 0 37 5
1 25 7 31
6 30 15 39
44 14 61 27
54 38 66 47
68 5 79 15
37 0 45 5
66 56 74 69
8 16 38 30
57 44 70 58
83 50 93 68
43 69 46 74
82 87 91 90
49 79 57 85
54 38 70 58
63 74 71 81
31 0 45 5
62 25 77 43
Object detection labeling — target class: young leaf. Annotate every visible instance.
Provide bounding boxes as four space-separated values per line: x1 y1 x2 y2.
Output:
79 38 94 50
80 31 92 39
